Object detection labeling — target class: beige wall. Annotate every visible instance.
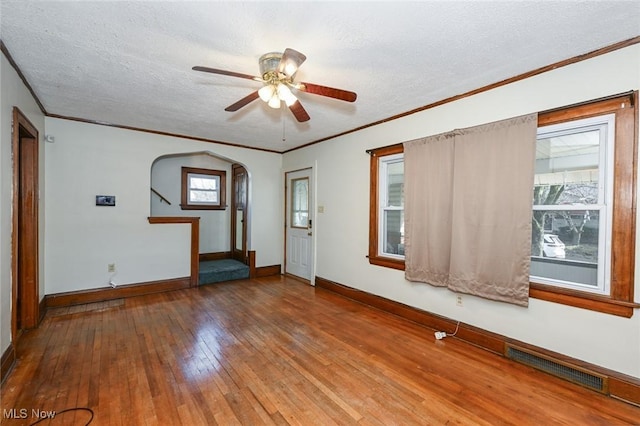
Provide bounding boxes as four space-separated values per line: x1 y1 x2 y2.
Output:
44 118 283 294
283 44 640 378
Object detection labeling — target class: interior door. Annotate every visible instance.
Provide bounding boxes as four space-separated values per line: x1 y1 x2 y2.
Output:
231 164 248 262
285 168 313 281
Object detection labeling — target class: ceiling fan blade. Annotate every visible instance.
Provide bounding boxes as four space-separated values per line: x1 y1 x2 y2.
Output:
192 66 261 81
225 91 260 112
288 100 310 122
297 82 357 102
278 48 307 77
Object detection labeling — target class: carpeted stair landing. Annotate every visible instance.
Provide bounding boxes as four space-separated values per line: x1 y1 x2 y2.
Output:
199 259 250 285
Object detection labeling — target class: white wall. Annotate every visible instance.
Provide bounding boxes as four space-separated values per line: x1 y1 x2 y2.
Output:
44 118 282 294
283 45 640 378
151 153 233 253
0 54 46 356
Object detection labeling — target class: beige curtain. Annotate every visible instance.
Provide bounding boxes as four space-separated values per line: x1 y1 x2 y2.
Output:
404 133 455 287
404 114 537 306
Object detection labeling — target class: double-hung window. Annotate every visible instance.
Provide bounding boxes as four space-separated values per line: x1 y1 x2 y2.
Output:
181 167 226 210
380 153 405 258
368 144 405 270
531 114 614 294
530 93 637 316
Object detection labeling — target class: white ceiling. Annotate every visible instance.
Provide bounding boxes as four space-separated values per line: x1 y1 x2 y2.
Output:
1 1 639 153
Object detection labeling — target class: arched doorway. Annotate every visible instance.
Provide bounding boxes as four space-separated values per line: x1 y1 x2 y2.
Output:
150 152 250 283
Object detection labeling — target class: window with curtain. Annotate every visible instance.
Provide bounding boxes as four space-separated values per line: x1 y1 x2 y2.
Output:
403 114 537 306
368 92 637 315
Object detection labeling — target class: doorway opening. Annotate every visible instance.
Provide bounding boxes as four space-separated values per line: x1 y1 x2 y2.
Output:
150 152 251 285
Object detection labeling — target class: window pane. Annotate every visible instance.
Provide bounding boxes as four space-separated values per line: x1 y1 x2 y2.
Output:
531 210 599 287
190 176 217 190
383 210 404 255
190 190 218 203
293 211 309 228
291 178 309 228
534 129 600 205
386 161 404 207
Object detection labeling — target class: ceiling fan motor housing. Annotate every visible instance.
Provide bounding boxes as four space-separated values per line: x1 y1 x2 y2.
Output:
259 52 284 80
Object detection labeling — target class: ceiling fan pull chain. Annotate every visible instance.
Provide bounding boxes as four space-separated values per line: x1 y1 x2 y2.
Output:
282 118 286 142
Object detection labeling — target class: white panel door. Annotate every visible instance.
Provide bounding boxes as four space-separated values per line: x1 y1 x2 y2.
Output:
286 168 313 281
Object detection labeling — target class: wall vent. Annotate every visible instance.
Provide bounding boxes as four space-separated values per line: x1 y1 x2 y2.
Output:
505 344 608 394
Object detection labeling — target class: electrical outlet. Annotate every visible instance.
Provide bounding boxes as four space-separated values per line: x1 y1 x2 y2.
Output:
108 263 116 273
456 295 463 307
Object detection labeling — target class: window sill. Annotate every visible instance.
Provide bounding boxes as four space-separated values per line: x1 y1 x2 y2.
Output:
180 204 226 211
529 282 639 318
367 256 405 271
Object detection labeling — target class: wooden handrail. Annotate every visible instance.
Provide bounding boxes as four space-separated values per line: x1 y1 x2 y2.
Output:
151 187 171 205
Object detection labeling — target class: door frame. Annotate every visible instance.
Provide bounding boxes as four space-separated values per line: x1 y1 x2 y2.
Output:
11 107 40 343
284 166 315 284
231 163 248 263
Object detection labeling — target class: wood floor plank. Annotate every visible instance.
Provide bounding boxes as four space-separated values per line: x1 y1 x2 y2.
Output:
2 275 640 425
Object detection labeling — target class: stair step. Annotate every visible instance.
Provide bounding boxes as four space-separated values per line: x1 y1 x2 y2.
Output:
199 259 249 285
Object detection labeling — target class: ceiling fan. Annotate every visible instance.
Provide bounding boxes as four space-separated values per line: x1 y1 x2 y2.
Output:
193 48 357 122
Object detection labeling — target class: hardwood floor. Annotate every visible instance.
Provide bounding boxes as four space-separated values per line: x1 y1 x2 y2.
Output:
2 275 639 425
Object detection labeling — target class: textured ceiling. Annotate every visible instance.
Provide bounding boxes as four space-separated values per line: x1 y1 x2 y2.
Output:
1 1 639 152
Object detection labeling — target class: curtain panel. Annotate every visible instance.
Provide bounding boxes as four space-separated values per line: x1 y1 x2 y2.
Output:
404 114 537 306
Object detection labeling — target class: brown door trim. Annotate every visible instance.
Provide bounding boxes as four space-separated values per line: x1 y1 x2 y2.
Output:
231 164 248 263
11 107 40 344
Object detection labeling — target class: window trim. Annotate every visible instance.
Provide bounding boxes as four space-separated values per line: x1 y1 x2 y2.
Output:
180 167 227 211
530 92 638 317
368 143 405 270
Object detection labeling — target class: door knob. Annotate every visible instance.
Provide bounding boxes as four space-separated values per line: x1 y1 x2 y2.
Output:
308 232 313 236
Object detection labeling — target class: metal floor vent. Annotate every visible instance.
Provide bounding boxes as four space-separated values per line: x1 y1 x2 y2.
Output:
506 344 608 394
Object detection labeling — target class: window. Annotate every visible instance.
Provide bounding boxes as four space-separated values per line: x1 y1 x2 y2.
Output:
368 144 405 270
380 154 405 257
531 114 614 295
181 167 226 210
369 93 637 316
530 93 637 317
291 177 309 228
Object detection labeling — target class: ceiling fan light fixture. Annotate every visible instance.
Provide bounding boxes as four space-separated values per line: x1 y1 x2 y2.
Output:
268 95 281 109
283 62 298 77
276 83 297 105
258 84 275 102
